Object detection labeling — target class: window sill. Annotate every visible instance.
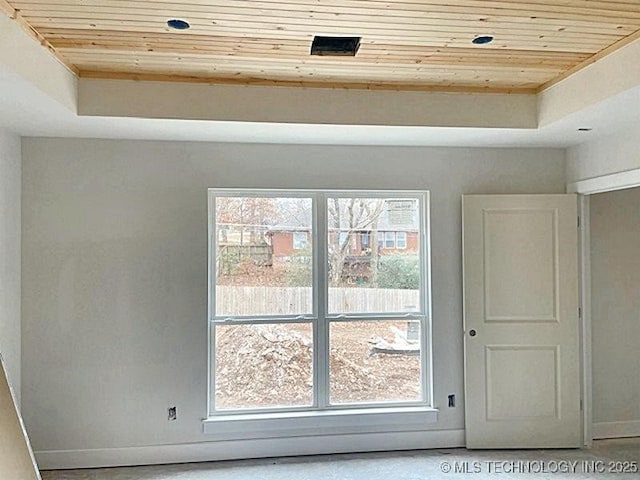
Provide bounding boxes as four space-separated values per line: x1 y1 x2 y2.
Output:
202 406 438 441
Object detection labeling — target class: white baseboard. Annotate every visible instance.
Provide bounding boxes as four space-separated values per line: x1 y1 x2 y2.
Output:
36 429 465 471
593 421 640 439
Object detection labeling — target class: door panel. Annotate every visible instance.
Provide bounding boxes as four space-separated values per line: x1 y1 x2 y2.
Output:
486 345 559 420
463 194 581 448
484 209 557 321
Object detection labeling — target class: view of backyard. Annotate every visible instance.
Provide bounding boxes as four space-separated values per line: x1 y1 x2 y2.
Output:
213 195 424 410
215 320 421 409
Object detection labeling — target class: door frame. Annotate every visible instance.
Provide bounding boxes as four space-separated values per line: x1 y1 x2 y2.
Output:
568 167 640 446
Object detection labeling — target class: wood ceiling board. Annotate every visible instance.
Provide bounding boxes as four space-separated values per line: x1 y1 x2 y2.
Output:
22 19 628 47
59 46 565 67
38 31 614 52
62 51 563 77
13 0 640 34
35 39 595 70
65 64 558 91
0 0 14 16
0 0 77 73
5 0 640 92
37 29 594 54
75 69 543 92
70 69 551 86
53 41 587 70
14 5 639 36
13 0 640 18
14 2 640 33
67 51 585 70
43 30 588 53
64 49 556 68
21 23 619 54
19 12 630 37
59 45 572 67
77 70 540 94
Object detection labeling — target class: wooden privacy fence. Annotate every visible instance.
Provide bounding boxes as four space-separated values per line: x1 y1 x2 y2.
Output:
216 286 419 316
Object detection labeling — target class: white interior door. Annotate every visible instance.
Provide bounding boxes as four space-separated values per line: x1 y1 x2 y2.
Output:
463 194 581 448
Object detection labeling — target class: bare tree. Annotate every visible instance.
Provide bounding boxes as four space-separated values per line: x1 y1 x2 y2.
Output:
216 197 278 245
215 197 279 278
328 198 384 286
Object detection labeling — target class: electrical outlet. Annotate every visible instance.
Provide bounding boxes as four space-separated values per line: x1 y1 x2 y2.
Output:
448 394 455 408
168 406 177 421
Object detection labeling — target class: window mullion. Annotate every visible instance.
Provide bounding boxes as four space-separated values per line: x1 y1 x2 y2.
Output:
315 193 329 409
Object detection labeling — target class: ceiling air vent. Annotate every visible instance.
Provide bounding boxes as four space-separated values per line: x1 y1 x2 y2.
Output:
311 36 361 56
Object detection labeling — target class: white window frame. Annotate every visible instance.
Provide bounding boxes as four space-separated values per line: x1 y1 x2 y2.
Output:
396 231 408 249
207 189 434 424
292 231 308 250
360 232 371 250
384 231 396 248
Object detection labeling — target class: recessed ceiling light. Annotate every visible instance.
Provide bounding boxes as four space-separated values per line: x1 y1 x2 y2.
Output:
472 36 494 45
577 128 593 132
167 19 190 30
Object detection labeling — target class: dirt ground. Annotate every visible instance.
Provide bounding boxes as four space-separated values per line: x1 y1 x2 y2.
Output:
215 321 421 410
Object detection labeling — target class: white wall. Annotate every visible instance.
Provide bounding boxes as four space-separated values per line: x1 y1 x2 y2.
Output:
567 126 640 183
0 129 21 403
0 13 77 113
78 79 537 128
538 39 640 127
21 138 566 466
590 188 640 438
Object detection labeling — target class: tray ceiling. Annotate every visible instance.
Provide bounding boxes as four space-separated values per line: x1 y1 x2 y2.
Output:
3 0 640 93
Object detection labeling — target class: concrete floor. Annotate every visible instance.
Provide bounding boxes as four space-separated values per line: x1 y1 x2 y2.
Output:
42 437 640 479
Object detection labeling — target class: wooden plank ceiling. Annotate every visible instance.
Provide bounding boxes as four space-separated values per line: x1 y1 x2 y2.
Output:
4 0 640 93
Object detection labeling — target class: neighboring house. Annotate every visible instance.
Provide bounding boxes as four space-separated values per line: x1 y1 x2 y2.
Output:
269 199 420 260
329 198 421 257
329 230 420 256
217 199 419 280
267 229 310 259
